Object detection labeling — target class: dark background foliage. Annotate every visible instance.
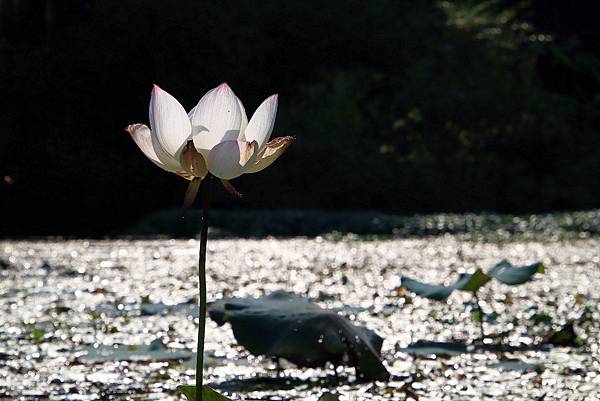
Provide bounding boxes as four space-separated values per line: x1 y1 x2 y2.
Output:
1 0 599 236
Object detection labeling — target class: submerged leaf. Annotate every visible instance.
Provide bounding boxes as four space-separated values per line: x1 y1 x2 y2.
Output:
543 321 578 346
471 310 482 322
488 260 545 285
208 291 390 381
397 340 468 357
177 385 235 401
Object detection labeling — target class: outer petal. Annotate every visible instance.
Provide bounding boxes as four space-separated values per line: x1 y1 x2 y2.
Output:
190 83 244 158
126 123 179 172
207 140 258 180
126 124 163 167
246 136 294 173
244 94 278 150
149 85 191 161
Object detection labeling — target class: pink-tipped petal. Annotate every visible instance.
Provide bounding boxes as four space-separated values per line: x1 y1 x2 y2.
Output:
149 85 191 160
190 84 244 158
246 135 294 173
244 94 278 150
207 140 258 180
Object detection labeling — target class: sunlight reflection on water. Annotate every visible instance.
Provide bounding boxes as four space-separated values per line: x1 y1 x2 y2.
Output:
0 238 599 400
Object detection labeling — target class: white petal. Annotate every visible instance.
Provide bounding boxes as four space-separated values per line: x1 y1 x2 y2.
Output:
126 124 180 172
246 136 294 173
149 85 191 160
189 93 247 139
190 83 244 158
244 94 278 150
237 98 249 141
187 105 197 120
207 140 258 180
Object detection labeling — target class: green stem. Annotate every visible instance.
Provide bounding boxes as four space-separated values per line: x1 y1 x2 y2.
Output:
196 175 211 399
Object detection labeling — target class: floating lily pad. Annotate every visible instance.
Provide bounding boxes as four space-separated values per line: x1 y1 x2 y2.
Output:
208 291 390 381
488 260 545 285
399 277 455 301
401 259 544 301
140 302 173 316
488 360 539 372
140 302 197 316
401 269 490 301
78 339 193 363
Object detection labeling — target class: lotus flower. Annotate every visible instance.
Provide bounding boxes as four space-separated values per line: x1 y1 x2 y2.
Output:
126 83 293 196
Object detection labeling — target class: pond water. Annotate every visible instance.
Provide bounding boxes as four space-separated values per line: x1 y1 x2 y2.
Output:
1 237 599 400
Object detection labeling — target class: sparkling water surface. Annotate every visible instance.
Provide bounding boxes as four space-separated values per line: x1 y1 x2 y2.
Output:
1 238 599 400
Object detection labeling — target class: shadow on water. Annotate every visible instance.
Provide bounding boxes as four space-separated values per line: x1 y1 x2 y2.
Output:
212 374 354 393
211 374 407 393
211 371 424 401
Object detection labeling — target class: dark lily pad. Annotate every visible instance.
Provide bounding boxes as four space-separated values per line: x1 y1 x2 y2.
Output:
208 291 390 381
398 340 554 357
488 260 545 285
318 393 340 401
209 375 349 393
401 269 490 301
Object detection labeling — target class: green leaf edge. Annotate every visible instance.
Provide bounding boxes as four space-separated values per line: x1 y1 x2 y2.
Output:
536 262 545 274
176 385 235 401
454 269 491 292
